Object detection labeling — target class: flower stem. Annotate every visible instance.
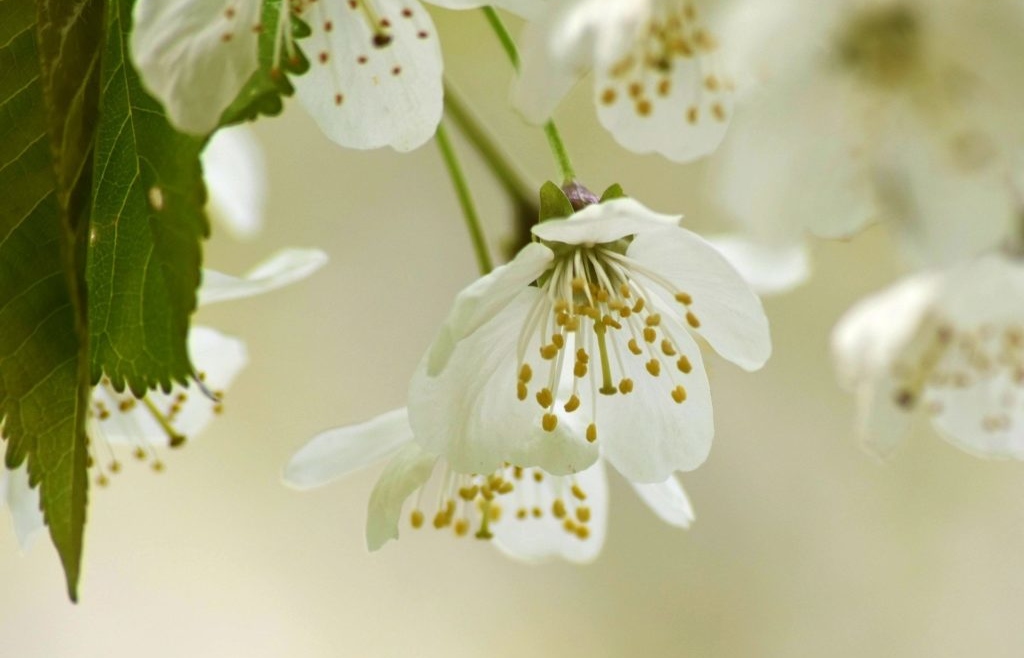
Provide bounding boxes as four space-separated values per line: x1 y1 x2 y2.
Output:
435 122 494 275
481 7 577 184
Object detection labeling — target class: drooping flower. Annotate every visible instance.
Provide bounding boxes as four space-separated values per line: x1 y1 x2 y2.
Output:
832 251 1024 459
513 0 735 162
284 408 695 561
131 0 541 150
713 0 1024 266
2 248 328 548
411 194 771 483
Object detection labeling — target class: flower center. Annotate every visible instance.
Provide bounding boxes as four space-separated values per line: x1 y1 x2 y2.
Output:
836 5 920 88
598 1 731 124
516 244 700 441
407 464 594 542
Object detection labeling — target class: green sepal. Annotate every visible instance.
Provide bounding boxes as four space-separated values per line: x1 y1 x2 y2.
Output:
599 183 627 202
538 181 574 222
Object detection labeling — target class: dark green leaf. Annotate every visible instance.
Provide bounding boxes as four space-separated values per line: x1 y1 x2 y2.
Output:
0 0 103 601
538 181 573 222
87 0 210 396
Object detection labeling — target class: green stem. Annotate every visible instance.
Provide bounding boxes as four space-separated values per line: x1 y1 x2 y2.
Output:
481 7 578 184
444 81 535 210
435 122 494 275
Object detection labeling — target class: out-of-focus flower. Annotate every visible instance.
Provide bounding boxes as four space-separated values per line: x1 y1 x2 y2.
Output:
411 195 771 483
704 235 810 295
203 124 267 240
2 248 328 549
832 251 1024 459
514 0 733 162
284 408 694 561
714 0 1024 267
131 0 539 150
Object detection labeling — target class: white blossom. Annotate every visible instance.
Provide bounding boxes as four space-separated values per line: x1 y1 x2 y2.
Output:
714 0 1024 267
203 124 267 240
832 251 1024 459
514 0 734 162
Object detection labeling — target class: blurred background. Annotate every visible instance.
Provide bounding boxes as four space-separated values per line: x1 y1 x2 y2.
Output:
3 8 1024 657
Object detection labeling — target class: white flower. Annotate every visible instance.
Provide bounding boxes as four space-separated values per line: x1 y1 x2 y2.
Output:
2 248 328 549
714 0 1024 266
411 196 771 483
832 251 1024 459
131 0 540 150
703 235 810 296
203 124 267 240
284 408 694 561
514 0 734 162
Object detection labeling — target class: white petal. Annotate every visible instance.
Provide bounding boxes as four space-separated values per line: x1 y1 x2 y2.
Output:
531 197 679 245
410 288 600 476
703 235 810 296
284 408 412 489
198 248 328 306
96 327 248 447
492 459 608 564
852 378 914 461
928 371 1024 460
2 466 45 551
627 226 771 371
203 124 267 240
293 0 443 151
366 443 437 551
596 309 715 482
130 0 261 135
428 0 543 20
630 475 694 528
426 242 553 376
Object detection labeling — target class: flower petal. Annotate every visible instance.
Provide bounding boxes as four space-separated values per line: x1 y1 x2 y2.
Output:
627 226 771 371
703 235 809 295
292 0 443 151
928 371 1024 460
492 459 608 564
366 442 437 551
198 248 328 306
410 288 600 476
203 124 267 240
630 474 694 528
130 0 261 135
428 0 543 20
284 408 412 489
595 308 714 482
532 197 679 245
426 242 553 376
852 379 914 460
2 466 45 550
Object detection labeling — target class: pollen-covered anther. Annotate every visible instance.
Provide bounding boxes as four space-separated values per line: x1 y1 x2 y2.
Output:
576 507 591 523
671 385 687 404
564 395 581 412
410 509 425 528
536 387 554 408
453 519 470 537
686 311 701 328
517 381 528 401
675 291 693 305
586 423 597 443
646 359 662 377
552 499 567 519
661 339 677 356
619 378 634 394
542 413 559 432
677 355 692 373
540 344 559 360
643 327 657 343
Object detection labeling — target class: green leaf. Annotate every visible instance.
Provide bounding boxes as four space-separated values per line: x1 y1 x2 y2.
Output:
0 0 103 601
538 181 574 222
87 0 210 396
219 0 310 127
599 183 626 202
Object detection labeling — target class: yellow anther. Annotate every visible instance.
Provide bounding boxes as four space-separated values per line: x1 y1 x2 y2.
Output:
686 106 699 124
619 306 632 318
643 327 657 343
586 423 597 443
454 519 470 537
576 507 591 523
671 385 687 403
498 482 514 495
712 102 727 122
151 461 165 473
552 499 567 519
574 361 588 378
576 525 590 540
536 388 554 408
563 519 577 533
565 316 580 331
633 298 646 313
619 283 632 297
410 510 425 528
540 344 559 360
542 413 559 432
596 288 609 303
433 511 449 529
532 507 543 518
119 399 136 412
552 333 565 348
517 381 528 401
686 311 701 328
675 291 693 305
646 359 662 377
133 447 146 460
516 508 528 520
480 485 495 501
677 355 692 373
488 504 503 522
628 338 643 355
619 378 634 394
554 299 569 313
513 465 523 479
571 484 587 501
576 348 590 364
96 474 109 487
109 460 122 473
458 485 479 501
519 364 533 383
564 395 581 412
533 470 544 482
645 314 662 327
661 339 677 356
602 315 622 330
571 277 586 292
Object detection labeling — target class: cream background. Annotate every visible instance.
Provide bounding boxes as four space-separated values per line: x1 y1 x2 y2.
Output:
3 9 1024 657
